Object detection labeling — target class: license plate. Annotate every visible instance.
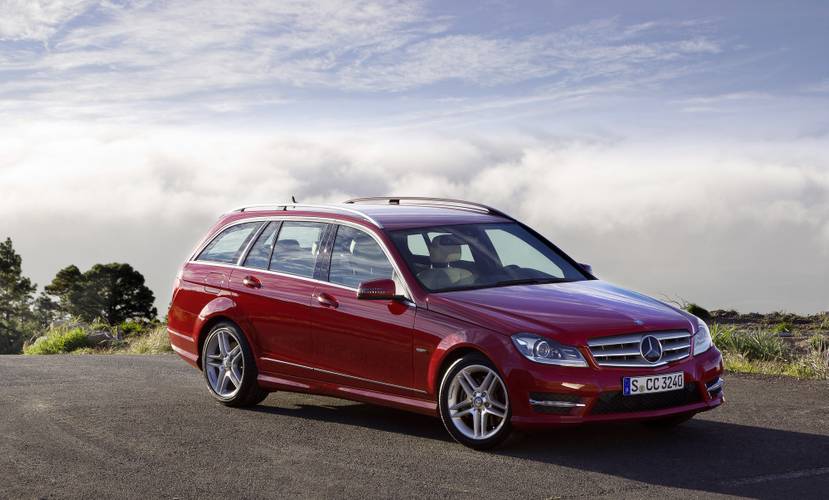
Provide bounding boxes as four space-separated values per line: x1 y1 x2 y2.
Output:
623 372 684 396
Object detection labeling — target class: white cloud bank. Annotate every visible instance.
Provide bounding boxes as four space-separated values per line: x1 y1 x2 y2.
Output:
1 122 827 313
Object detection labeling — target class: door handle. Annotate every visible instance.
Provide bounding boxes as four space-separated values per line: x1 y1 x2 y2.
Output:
242 275 261 289
316 292 338 309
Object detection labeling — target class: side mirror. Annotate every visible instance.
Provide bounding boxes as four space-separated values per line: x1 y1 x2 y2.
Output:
579 263 593 275
357 278 398 301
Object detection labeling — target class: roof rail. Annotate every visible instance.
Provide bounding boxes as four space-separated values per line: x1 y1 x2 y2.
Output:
344 197 513 220
231 203 382 228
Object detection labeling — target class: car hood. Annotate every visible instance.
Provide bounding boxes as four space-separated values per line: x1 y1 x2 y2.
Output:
425 280 696 344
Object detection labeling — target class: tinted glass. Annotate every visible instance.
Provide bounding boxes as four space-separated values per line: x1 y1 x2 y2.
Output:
485 228 565 278
269 222 326 278
329 225 394 288
243 222 279 269
197 222 261 264
389 222 587 292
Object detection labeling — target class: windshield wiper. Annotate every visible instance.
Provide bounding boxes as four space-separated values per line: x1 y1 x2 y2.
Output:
493 277 569 287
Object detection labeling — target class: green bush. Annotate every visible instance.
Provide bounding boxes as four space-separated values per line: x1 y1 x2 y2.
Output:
710 324 786 361
23 327 88 355
772 321 793 334
119 321 145 337
685 303 711 321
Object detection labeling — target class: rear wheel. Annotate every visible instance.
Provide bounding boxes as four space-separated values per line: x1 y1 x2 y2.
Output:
438 354 512 450
201 322 268 407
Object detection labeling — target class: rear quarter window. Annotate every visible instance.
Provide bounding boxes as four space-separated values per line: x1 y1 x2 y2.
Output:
196 222 262 264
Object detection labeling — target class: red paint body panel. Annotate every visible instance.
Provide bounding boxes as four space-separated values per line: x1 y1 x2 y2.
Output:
310 283 415 390
168 205 724 424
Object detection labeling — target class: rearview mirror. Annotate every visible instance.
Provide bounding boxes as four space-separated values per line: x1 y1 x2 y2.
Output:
357 278 398 300
579 263 593 275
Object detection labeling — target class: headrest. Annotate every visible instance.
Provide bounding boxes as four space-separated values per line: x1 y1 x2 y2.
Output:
352 239 384 260
275 239 301 252
429 234 463 264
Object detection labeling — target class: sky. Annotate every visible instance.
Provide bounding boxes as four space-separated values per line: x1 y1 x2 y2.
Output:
0 0 827 314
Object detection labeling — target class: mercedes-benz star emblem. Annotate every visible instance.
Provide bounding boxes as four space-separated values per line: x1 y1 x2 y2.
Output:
640 335 663 363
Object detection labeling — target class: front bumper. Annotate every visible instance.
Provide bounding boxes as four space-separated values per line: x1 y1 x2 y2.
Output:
507 346 724 429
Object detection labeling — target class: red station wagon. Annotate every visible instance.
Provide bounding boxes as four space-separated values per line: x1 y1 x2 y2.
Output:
168 197 724 449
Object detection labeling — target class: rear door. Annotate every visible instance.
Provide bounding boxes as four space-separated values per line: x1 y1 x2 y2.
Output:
229 220 329 379
311 224 415 391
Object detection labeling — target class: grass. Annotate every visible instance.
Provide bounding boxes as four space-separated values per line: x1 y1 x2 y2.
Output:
24 322 172 355
120 325 173 354
23 326 89 355
710 324 786 361
711 324 828 380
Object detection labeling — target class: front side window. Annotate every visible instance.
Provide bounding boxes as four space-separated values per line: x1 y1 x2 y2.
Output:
269 221 326 278
328 225 394 288
197 222 262 264
388 222 588 292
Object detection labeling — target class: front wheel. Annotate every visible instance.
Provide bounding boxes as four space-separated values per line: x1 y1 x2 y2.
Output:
438 354 512 450
201 322 268 407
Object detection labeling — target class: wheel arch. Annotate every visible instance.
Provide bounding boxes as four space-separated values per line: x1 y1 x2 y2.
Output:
195 315 256 370
432 344 495 395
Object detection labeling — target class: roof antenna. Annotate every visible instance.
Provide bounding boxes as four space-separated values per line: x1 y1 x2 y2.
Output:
291 195 297 204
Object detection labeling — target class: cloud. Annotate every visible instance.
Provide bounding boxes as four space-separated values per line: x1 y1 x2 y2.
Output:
0 2 725 119
0 0 96 41
1 122 827 313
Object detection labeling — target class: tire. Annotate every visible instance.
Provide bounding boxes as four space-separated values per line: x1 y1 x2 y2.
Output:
438 354 512 450
201 322 269 407
643 412 694 429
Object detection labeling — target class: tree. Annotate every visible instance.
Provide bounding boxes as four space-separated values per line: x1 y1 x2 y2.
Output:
46 263 158 325
32 292 61 328
0 237 37 353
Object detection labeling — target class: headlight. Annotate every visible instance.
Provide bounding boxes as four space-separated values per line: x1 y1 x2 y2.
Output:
511 333 588 367
693 318 713 355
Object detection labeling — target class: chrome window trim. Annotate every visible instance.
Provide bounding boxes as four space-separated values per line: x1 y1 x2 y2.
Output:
260 356 426 394
190 215 414 301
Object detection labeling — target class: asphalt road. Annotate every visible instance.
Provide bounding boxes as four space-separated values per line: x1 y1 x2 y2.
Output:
1 355 828 499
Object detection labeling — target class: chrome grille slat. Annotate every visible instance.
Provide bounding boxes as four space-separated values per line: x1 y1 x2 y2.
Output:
586 330 692 368
592 347 641 357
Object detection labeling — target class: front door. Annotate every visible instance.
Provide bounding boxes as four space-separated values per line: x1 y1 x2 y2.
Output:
311 224 415 390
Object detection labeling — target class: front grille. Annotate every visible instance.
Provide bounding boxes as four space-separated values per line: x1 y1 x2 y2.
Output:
587 330 692 368
590 384 701 415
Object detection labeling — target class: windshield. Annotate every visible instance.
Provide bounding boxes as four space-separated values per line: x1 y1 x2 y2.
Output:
388 222 589 292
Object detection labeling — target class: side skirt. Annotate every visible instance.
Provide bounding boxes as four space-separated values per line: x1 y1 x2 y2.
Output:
256 372 438 417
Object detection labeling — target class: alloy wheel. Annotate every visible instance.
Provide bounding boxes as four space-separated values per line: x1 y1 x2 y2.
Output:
446 364 509 440
204 327 244 398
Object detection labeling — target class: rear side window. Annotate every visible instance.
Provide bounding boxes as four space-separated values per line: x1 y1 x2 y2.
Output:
197 222 262 264
244 222 280 269
270 222 326 278
328 225 394 288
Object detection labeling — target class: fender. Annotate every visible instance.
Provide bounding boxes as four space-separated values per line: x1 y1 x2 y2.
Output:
421 311 515 397
190 295 258 366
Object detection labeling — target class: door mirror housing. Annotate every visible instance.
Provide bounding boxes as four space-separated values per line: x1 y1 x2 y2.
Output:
579 263 593 275
357 278 398 301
